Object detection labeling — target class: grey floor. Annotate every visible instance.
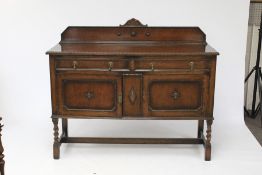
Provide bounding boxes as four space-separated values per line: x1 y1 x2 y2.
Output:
244 113 262 146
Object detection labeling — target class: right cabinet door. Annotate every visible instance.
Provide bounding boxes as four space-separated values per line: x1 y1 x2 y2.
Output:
143 74 209 118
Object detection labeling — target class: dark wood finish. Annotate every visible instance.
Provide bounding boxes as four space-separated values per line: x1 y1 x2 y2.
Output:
60 137 204 144
47 18 218 161
0 118 4 175
52 114 212 120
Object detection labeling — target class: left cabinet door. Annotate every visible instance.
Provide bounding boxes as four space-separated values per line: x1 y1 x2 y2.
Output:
57 73 122 118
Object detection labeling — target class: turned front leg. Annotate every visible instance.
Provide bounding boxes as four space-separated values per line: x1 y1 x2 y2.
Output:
52 118 60 159
205 120 213 161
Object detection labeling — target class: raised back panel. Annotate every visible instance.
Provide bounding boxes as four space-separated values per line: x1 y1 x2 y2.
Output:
60 18 206 44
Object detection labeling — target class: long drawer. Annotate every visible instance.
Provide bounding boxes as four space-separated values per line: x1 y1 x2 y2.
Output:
134 59 210 71
55 57 210 72
56 59 129 71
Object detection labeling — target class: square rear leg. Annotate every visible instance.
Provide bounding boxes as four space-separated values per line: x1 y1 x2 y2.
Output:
197 120 204 138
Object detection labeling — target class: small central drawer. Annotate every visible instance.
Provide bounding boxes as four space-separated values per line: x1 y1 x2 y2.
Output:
56 59 129 70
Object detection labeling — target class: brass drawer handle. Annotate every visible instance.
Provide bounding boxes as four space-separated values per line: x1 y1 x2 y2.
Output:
171 91 180 99
150 63 154 71
85 92 95 99
118 94 122 104
108 61 113 71
189 61 194 71
72 61 78 69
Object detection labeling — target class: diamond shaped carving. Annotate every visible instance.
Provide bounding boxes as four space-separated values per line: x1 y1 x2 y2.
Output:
128 87 137 104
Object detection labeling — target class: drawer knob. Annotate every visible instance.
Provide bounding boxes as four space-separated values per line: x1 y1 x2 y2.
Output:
171 91 180 100
129 60 135 71
85 92 95 99
72 61 78 69
130 31 137 37
145 32 151 37
189 61 194 71
108 61 113 71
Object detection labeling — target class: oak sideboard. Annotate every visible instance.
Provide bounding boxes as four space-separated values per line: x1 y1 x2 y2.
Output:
47 18 218 161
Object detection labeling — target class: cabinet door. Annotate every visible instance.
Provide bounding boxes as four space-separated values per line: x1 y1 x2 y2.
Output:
57 74 122 117
143 74 209 118
123 74 142 117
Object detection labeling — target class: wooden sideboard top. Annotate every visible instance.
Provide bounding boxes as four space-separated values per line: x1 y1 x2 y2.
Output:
47 18 218 56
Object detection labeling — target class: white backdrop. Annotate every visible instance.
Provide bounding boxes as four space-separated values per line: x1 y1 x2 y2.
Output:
1 0 262 175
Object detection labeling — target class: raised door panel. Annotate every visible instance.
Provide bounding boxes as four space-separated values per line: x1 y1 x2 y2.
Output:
143 74 209 117
149 81 201 110
57 74 122 117
63 81 115 110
